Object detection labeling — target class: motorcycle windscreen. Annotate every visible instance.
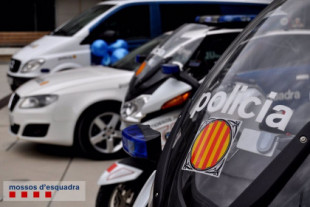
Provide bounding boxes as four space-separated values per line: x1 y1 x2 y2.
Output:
125 23 207 101
159 1 310 206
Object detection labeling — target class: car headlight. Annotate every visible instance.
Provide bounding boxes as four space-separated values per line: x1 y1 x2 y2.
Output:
19 95 58 109
21 59 45 73
121 95 150 122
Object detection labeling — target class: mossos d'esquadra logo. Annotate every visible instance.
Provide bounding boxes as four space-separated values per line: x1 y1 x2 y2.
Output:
190 83 294 131
182 118 241 177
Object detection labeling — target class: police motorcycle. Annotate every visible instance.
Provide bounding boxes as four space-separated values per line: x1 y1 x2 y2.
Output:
96 14 259 207
126 0 310 206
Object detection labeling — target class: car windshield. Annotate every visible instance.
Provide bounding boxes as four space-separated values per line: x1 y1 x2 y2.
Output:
160 0 310 206
51 4 114 36
111 33 170 71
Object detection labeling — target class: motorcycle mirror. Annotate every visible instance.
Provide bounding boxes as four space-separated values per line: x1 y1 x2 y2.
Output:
136 55 147 63
122 124 161 162
161 63 180 75
162 63 200 91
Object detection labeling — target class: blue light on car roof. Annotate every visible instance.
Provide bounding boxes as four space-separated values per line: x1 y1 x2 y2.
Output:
122 125 148 158
196 15 256 24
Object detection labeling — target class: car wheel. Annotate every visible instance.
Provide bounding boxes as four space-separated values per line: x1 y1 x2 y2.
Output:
96 181 142 207
77 102 125 159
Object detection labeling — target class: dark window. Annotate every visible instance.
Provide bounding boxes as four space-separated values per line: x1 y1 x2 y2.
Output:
82 5 150 44
53 5 114 36
0 0 55 31
185 32 240 80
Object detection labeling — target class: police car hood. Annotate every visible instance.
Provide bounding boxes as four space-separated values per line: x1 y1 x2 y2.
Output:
16 66 133 96
12 35 75 61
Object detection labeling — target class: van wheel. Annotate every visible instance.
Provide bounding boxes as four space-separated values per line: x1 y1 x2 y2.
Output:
76 103 125 159
96 182 142 207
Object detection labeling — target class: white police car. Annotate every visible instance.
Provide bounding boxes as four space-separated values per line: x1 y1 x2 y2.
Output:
7 34 167 159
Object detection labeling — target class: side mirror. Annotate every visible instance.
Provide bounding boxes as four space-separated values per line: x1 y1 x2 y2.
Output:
162 63 200 91
161 63 180 75
136 55 147 63
122 124 161 162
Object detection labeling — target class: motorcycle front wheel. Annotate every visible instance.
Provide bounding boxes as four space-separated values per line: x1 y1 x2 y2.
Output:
96 180 144 207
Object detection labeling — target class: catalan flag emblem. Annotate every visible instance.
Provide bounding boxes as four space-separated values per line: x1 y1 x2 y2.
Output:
182 118 241 177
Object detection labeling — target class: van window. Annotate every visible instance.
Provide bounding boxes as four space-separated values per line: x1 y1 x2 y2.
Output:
52 5 114 36
82 5 150 44
160 4 220 32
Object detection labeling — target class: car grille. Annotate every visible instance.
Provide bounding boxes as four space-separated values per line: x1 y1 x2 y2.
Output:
9 59 21 73
22 124 49 137
10 124 20 134
9 93 20 112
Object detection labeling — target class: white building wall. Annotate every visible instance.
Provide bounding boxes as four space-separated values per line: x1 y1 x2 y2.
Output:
55 0 101 27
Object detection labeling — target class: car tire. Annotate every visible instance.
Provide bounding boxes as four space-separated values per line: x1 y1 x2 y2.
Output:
76 102 126 160
96 181 143 207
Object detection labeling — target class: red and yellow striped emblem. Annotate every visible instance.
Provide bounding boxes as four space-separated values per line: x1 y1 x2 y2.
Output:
190 120 231 171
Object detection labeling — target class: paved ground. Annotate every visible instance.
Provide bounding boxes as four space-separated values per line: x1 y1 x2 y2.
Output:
0 61 117 207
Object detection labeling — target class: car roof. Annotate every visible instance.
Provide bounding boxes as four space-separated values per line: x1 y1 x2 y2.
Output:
99 0 272 6
180 25 242 39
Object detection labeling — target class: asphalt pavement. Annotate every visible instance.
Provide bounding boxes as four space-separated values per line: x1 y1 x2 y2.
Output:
0 60 117 207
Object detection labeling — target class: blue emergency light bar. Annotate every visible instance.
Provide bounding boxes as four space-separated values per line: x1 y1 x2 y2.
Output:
195 15 256 24
122 125 147 158
122 124 161 160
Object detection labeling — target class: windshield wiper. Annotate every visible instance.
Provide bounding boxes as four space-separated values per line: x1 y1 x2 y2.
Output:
230 122 310 207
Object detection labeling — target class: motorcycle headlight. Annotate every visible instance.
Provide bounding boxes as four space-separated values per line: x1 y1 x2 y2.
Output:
122 102 137 117
21 59 45 73
121 95 150 122
19 95 58 109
